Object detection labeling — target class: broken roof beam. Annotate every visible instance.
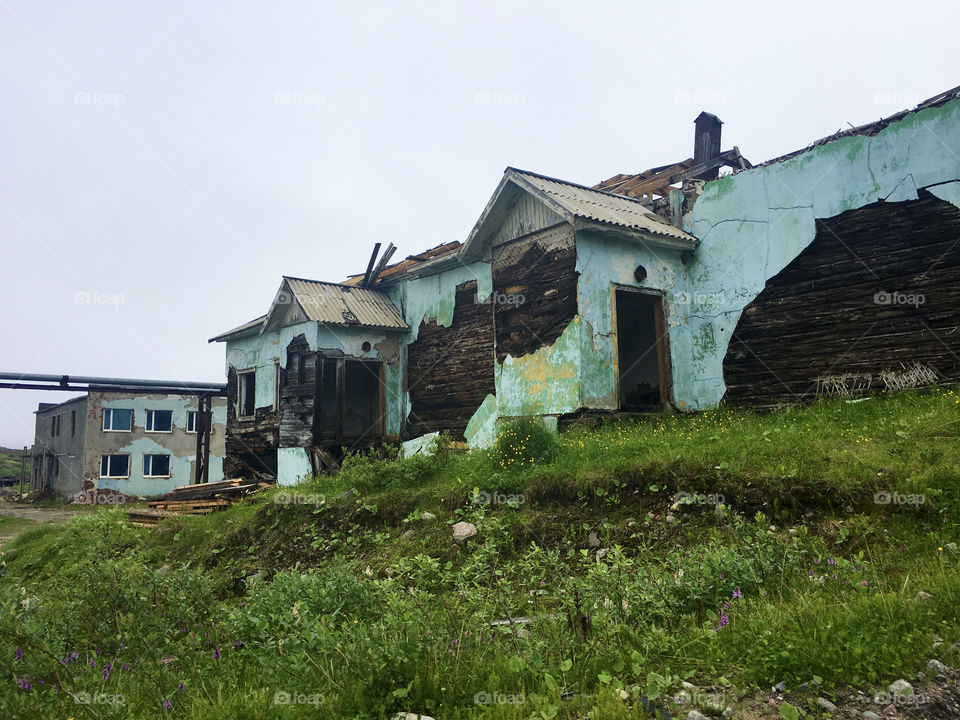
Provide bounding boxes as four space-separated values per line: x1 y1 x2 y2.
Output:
361 242 382 286
365 242 396 286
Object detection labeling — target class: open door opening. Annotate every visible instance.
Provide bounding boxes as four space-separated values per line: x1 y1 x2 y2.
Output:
314 357 383 449
615 290 669 410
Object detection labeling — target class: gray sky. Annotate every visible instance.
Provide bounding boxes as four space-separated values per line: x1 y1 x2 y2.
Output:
1 0 957 448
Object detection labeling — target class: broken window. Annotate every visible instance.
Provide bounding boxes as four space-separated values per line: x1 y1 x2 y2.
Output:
145 409 173 432
102 408 133 432
186 410 198 433
100 454 130 478
238 370 256 418
143 454 171 477
615 290 668 409
315 357 383 444
71 410 76 437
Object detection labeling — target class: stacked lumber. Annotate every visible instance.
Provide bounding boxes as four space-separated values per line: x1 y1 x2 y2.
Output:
127 478 269 527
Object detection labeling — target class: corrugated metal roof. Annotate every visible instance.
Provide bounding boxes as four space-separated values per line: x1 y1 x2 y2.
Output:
209 315 266 343
508 168 697 244
284 277 408 330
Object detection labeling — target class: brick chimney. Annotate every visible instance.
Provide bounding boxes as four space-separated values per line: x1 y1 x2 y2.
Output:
693 112 723 180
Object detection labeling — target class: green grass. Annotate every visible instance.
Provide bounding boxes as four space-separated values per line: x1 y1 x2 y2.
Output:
0 447 29 481
0 388 958 719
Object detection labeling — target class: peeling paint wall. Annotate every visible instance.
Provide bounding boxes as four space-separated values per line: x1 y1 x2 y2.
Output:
677 98 960 408
84 392 227 497
575 230 686 409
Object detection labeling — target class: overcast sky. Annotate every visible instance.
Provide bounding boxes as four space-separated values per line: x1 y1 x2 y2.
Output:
1 0 957 448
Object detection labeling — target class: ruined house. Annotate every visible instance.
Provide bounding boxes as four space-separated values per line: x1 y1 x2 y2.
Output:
31 392 227 497
213 85 960 485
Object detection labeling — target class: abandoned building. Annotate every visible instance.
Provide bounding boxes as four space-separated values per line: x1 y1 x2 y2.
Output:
212 85 960 485
31 392 227 497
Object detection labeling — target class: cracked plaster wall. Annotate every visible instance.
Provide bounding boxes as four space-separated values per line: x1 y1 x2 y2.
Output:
677 98 960 408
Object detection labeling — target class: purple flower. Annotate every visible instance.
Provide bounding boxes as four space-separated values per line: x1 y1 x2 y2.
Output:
102 668 110 680
828 558 837 566
860 580 869 587
899 545 906 552
88 658 96 668
70 651 79 660
177 683 185 694
14 648 23 661
162 699 172 710
233 641 244 649
715 613 730 631
814 558 820 565
16 677 32 691
732 586 742 599
213 648 220 660
121 663 130 671
722 601 730 609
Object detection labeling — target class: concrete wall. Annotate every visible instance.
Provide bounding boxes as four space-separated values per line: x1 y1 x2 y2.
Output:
31 396 88 496
86 392 227 496
675 97 960 408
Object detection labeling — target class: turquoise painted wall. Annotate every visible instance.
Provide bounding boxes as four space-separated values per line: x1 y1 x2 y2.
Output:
675 98 960 409
225 319 406 437
575 230 688 410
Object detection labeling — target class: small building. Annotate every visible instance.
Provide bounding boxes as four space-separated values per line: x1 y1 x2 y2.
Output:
213 85 960 485
31 392 227 497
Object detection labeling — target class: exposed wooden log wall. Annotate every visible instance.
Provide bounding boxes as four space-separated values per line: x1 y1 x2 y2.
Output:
279 334 317 449
492 223 579 362
406 280 495 439
724 191 960 406
224 367 279 479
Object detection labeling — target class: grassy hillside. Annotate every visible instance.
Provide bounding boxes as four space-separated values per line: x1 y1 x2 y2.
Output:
1 389 958 719
0 447 28 481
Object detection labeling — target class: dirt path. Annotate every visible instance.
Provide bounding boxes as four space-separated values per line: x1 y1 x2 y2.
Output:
0 503 85 546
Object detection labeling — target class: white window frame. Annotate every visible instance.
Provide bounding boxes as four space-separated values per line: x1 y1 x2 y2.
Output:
143 454 172 478
186 410 198 434
100 454 130 478
145 409 173 433
238 369 256 420
102 408 133 432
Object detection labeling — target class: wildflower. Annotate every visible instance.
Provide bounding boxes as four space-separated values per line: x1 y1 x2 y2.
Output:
16 677 32 691
14 648 22 661
899 545 906 552
162 699 172 710
233 640 244 649
88 658 96 668
121 664 130 671
722 601 730 609
715 613 730 630
213 648 221 660
860 580 868 587
177 683 185 694
827 558 837 566
732 586 742 599
71 651 79 660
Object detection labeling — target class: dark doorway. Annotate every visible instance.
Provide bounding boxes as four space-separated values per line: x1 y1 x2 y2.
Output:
615 290 668 409
314 357 383 448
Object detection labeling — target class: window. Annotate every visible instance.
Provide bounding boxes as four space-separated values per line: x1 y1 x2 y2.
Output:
238 370 256 418
54 456 60 477
70 410 76 437
50 417 55 437
145 409 173 432
186 410 198 433
143 454 171 477
103 408 133 432
100 454 130 478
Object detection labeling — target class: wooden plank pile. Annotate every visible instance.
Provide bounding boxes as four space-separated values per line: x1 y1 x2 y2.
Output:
127 478 267 527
